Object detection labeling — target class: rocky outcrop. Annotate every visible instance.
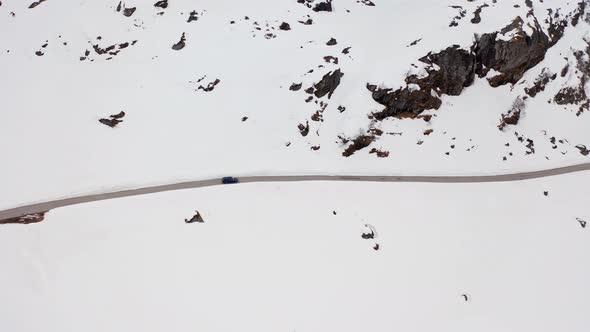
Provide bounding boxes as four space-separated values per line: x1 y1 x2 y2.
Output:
342 135 375 157
498 96 525 131
371 45 474 119
0 213 46 224
370 7 581 120
312 69 343 99
474 16 551 87
554 43 590 115
525 68 556 97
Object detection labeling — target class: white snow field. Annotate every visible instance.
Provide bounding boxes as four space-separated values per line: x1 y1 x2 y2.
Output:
1 175 590 332
0 0 589 209
2 0 590 331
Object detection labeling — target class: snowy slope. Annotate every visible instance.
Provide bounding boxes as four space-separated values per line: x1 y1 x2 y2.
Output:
0 1 589 206
1 175 590 331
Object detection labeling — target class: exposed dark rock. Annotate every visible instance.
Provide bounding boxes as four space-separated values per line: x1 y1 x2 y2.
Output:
110 111 126 119
185 211 204 223
576 145 589 156
418 45 475 95
313 69 343 99
369 148 389 158
172 33 186 50
93 43 116 55
154 0 168 9
116 1 121 12
299 18 313 25
509 106 528 128
279 22 291 30
313 1 333 12
197 79 221 92
298 121 310 137
475 16 551 87
99 111 126 127
554 86 585 105
342 47 351 54
289 83 302 91
241 116 248 122
361 231 374 239
326 38 337 46
370 12 573 121
561 62 570 77
99 118 122 127
360 0 376 6
0 212 46 225
28 0 46 9
407 38 422 47
342 135 375 157
371 45 474 119
323 55 338 64
449 6 467 27
545 9 569 45
572 1 587 26
525 69 556 97
553 44 590 115
188 11 199 22
471 4 489 24
123 7 136 17
35 50 44 56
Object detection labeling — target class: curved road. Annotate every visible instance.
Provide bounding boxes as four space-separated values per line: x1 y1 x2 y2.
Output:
1 162 590 222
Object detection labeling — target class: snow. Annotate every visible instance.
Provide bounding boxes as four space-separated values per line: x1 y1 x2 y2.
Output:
0 0 588 209
2 1 590 330
1 174 590 331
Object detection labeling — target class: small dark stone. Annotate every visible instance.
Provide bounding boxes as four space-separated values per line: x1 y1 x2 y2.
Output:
279 22 291 31
187 10 199 22
326 38 337 46
172 33 186 50
154 0 168 9
123 7 136 17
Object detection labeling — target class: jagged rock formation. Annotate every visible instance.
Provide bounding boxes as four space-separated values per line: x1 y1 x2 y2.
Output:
369 3 586 120
371 45 474 120
475 16 551 87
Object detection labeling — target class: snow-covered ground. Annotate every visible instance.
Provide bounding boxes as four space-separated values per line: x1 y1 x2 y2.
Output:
2 1 590 329
1 0 589 209
1 175 590 331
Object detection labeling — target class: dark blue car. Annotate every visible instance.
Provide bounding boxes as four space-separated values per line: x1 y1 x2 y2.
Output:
222 176 239 184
